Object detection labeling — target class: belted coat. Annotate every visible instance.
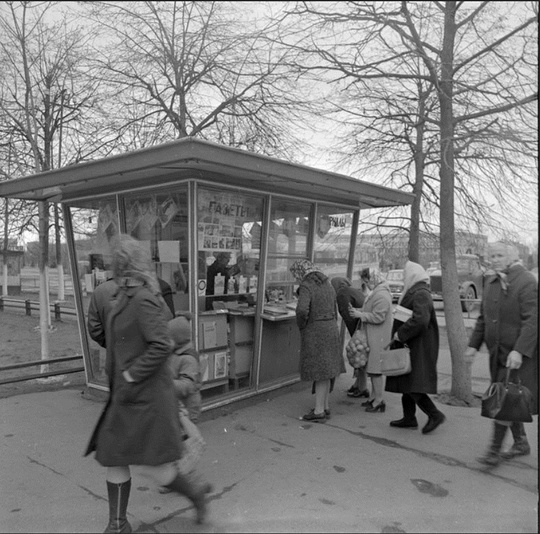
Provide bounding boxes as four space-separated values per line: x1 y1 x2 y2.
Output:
295 272 345 382
85 284 184 466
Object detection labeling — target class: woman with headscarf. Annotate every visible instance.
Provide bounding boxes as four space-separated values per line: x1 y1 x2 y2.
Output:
85 235 211 532
290 260 345 422
348 267 393 413
385 261 446 434
331 277 369 398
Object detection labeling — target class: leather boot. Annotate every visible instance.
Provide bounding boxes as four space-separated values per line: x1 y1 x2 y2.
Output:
164 471 212 524
104 479 132 533
501 422 531 459
477 422 508 466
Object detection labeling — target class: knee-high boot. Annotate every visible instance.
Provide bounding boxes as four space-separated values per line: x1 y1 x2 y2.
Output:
501 422 530 459
477 422 508 466
104 479 132 533
164 471 212 524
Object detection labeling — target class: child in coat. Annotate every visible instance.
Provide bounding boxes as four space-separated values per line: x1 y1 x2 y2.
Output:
168 311 202 423
159 312 209 495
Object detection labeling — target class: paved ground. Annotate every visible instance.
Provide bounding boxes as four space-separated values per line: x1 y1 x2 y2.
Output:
0 324 537 533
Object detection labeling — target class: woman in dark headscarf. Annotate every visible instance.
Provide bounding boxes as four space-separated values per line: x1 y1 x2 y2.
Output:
290 260 345 422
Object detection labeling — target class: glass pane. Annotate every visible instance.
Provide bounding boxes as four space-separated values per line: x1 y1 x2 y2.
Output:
124 187 190 315
196 186 264 398
266 198 311 304
313 206 355 280
68 197 119 386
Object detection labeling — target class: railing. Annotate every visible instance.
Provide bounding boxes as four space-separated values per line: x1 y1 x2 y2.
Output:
0 297 83 385
0 296 77 320
0 355 85 385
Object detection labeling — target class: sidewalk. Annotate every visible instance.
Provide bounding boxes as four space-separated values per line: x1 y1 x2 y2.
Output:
0 344 537 533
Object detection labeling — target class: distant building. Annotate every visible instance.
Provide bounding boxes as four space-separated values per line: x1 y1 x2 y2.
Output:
360 231 491 271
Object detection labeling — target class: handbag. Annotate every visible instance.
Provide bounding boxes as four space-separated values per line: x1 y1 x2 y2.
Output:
379 342 411 376
177 407 206 474
346 323 369 369
481 369 533 423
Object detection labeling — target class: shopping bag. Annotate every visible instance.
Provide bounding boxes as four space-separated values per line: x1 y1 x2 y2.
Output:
177 408 206 474
380 342 411 376
481 369 533 422
346 324 369 369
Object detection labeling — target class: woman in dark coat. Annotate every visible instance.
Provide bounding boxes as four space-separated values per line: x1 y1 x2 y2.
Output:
290 260 345 422
465 242 538 466
385 261 446 434
86 235 211 532
331 277 369 398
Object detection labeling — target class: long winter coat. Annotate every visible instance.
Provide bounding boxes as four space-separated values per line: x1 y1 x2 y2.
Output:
385 281 439 394
295 273 345 382
356 282 393 375
468 264 538 414
85 285 184 466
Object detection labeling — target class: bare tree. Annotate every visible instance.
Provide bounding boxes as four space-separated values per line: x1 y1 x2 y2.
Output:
0 1 106 366
81 1 312 158
281 1 537 403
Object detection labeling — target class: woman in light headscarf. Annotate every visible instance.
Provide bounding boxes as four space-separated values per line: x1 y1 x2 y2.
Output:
290 260 345 422
386 261 446 434
349 267 393 412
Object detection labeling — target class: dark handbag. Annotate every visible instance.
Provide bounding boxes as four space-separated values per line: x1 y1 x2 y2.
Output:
380 342 411 376
481 369 533 423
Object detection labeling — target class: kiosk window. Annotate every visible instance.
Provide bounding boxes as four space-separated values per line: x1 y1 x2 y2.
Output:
197 187 263 312
123 187 189 313
266 199 311 303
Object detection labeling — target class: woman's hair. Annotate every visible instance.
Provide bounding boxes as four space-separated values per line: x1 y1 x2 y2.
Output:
111 234 159 293
360 267 385 286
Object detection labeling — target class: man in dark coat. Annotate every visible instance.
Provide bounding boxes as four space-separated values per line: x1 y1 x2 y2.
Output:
466 242 538 466
331 277 369 398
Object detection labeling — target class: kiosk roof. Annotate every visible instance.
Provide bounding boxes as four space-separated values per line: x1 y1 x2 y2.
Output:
0 138 413 208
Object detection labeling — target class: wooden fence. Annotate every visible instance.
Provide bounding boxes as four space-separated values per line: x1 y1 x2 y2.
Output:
0 296 77 320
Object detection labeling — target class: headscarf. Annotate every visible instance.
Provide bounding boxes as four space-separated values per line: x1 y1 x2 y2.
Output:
111 234 160 294
360 267 386 287
398 261 429 304
330 276 352 293
289 259 321 282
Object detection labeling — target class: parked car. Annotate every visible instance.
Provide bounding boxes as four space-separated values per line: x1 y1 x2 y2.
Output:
386 269 404 302
429 254 486 313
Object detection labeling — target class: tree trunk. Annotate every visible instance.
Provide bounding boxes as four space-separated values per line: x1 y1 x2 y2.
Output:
439 2 474 404
38 201 50 373
408 86 428 263
55 204 65 301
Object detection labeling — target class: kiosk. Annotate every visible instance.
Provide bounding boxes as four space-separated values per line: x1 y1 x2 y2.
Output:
0 138 413 409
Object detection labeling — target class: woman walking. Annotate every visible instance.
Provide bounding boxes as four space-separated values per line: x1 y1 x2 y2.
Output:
85 235 211 532
348 268 393 413
385 261 446 434
290 260 345 422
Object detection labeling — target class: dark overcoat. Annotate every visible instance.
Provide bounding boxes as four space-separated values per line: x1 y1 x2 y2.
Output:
468 264 538 414
295 273 345 382
385 282 439 395
85 285 184 466
336 285 365 336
